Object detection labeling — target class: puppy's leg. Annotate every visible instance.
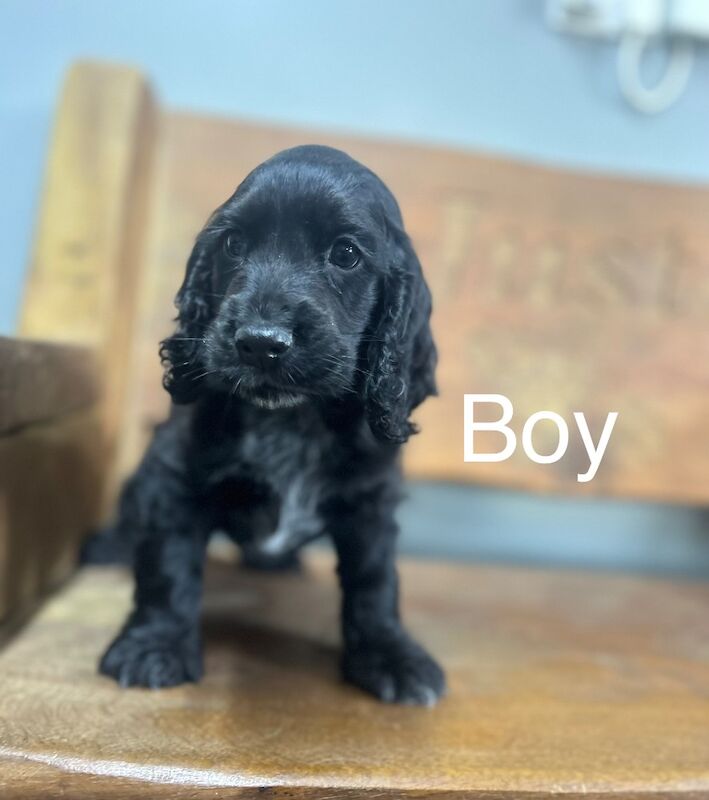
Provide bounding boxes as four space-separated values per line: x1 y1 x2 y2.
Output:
99 428 208 689
329 490 446 706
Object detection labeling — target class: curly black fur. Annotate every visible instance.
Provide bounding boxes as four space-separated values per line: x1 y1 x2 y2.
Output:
97 145 444 704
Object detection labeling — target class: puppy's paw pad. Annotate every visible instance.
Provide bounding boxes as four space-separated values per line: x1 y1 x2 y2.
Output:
99 627 202 689
343 638 446 706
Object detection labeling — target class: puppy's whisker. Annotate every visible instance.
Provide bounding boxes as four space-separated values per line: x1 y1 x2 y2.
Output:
319 355 368 377
319 361 360 393
190 369 218 381
341 331 386 341
182 364 210 376
229 377 241 397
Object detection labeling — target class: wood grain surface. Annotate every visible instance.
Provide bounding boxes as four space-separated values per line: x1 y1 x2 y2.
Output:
0 337 98 435
1 553 708 798
0 337 103 625
0 408 103 624
114 103 709 504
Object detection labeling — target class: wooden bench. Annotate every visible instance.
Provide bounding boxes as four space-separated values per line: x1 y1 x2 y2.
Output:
1 61 709 798
3 553 709 799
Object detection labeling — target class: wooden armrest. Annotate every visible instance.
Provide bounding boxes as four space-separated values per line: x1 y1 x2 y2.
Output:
0 337 99 434
0 337 103 628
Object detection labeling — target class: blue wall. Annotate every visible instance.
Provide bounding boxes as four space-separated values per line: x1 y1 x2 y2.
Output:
1 0 708 333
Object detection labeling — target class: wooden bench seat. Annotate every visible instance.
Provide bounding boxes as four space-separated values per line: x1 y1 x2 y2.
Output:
1 553 709 798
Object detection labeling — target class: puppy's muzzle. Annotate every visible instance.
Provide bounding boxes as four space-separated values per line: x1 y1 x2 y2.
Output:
235 325 292 368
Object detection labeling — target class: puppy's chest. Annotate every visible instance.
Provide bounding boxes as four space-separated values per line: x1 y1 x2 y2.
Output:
205 407 338 545
238 418 331 495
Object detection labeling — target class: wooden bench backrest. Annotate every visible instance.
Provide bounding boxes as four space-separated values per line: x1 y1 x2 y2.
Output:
20 62 709 509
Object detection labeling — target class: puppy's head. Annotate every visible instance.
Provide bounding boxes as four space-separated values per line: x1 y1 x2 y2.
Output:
161 145 436 443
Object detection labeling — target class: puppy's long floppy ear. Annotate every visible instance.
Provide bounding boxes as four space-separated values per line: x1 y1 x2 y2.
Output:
159 232 214 404
364 228 437 443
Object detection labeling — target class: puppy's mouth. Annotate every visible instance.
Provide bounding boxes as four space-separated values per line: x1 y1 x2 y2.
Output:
242 382 307 410
211 365 307 410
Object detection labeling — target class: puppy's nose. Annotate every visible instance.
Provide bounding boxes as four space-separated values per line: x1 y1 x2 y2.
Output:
235 325 292 366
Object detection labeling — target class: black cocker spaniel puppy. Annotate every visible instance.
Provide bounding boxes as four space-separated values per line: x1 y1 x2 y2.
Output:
99 144 445 705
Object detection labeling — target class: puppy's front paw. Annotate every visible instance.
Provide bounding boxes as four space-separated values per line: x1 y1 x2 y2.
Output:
343 636 446 706
99 622 203 689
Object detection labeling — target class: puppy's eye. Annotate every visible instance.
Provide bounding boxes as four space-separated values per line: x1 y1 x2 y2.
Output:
329 239 361 270
224 232 244 259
